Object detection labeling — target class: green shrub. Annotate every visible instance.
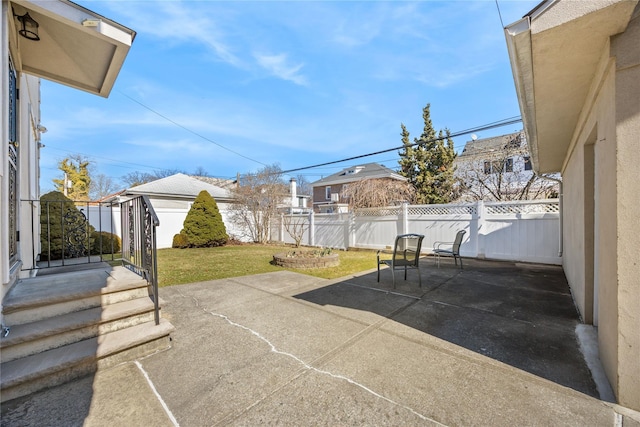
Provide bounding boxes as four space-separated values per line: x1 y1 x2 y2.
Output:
91 231 121 255
40 191 95 260
172 232 190 249
181 191 228 248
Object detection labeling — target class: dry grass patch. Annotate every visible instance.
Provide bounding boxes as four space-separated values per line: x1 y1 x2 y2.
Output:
157 244 376 287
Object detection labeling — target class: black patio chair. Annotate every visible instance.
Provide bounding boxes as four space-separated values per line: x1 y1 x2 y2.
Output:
377 233 425 288
433 230 466 269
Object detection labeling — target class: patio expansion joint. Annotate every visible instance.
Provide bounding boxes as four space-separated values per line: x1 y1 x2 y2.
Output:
173 287 446 427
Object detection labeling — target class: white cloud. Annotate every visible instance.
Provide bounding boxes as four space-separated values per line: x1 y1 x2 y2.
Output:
253 52 308 86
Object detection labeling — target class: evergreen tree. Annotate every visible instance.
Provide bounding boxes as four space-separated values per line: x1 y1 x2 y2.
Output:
398 104 457 204
176 190 228 248
53 155 92 201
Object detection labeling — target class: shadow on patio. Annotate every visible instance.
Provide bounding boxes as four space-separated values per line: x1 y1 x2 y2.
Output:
293 256 599 398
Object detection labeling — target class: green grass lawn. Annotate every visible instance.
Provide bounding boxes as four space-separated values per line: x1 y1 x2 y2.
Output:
157 244 378 287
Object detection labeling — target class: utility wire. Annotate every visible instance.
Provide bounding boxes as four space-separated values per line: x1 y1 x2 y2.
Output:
495 0 505 28
279 116 522 175
118 91 268 167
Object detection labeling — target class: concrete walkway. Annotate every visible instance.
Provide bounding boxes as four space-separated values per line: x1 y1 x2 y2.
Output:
2 259 640 426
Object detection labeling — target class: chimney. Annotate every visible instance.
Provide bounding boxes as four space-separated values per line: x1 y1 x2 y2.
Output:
290 178 297 208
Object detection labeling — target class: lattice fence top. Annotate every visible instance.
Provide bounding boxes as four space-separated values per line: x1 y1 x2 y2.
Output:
355 207 401 217
407 205 477 216
485 201 559 214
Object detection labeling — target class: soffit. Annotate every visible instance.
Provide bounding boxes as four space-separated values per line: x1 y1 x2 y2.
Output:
9 0 135 97
521 0 637 173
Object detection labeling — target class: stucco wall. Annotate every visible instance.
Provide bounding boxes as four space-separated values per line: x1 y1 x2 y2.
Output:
562 9 640 410
612 8 640 410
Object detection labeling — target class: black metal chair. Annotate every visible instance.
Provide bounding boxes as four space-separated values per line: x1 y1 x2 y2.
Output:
377 233 425 288
433 230 466 269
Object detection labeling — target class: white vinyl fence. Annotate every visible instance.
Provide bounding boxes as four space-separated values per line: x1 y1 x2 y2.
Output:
85 199 561 264
272 200 561 265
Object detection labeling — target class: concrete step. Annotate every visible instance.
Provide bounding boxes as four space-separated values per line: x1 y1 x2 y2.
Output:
0 318 175 403
2 266 149 325
0 297 158 363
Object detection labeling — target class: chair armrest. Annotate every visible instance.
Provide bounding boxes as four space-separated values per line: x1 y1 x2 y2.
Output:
433 241 453 250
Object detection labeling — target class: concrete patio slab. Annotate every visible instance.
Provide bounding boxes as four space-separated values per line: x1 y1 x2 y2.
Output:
3 259 640 426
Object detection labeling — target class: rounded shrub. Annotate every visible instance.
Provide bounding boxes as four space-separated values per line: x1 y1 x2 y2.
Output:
181 190 228 247
91 231 121 255
172 232 190 249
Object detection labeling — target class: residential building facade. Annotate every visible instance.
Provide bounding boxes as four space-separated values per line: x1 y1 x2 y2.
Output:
455 131 557 201
1 0 135 325
506 0 640 411
310 163 407 213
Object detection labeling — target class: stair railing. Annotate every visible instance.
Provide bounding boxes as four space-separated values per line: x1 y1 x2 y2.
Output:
121 195 160 325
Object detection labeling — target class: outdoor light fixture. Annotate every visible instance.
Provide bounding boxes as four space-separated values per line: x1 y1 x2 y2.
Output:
16 12 40 41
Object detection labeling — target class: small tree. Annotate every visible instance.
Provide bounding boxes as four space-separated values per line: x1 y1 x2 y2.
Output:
282 213 309 248
174 191 228 248
90 174 121 200
341 178 416 209
230 164 287 243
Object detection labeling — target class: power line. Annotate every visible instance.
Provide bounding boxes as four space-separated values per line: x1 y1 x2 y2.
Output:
117 91 268 167
495 0 505 28
279 116 522 175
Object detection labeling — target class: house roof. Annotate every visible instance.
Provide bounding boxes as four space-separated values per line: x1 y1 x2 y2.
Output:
9 0 135 97
458 131 525 158
311 163 406 187
505 0 638 173
126 173 233 201
192 176 237 190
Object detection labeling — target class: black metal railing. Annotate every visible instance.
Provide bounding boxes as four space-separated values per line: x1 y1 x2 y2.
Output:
22 195 160 324
22 199 120 269
121 195 160 325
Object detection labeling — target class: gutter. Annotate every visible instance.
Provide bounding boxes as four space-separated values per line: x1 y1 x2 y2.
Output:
536 173 563 257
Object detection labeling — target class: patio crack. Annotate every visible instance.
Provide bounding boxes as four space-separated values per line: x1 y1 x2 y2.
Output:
177 289 446 426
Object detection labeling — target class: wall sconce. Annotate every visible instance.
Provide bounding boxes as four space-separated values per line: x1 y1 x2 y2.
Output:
16 12 40 41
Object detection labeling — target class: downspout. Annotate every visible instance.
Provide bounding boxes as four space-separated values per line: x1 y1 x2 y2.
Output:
536 173 563 257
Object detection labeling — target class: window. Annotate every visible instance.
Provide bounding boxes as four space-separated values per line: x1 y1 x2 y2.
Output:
325 186 331 200
524 156 532 171
484 161 491 175
505 158 514 173
484 158 513 174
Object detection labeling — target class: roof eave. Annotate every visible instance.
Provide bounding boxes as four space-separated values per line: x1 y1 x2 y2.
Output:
504 17 540 173
9 0 135 97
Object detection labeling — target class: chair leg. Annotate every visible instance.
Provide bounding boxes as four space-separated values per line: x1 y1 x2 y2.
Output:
377 264 380 282
391 268 396 289
418 266 422 288
459 256 463 270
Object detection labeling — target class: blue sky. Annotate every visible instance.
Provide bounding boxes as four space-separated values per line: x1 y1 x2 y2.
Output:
39 0 539 193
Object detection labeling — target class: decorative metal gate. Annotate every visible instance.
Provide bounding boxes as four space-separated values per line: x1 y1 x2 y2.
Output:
8 59 19 265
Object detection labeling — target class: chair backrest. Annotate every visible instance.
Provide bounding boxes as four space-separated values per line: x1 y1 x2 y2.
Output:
452 230 466 255
393 234 425 266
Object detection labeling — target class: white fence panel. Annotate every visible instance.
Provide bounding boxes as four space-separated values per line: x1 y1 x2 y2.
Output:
481 200 560 264
315 213 349 249
86 205 121 235
354 215 400 250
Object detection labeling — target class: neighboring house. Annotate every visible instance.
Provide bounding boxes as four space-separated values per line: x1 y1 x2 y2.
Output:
455 131 557 201
1 0 135 324
281 178 311 214
311 163 407 213
108 173 240 248
505 0 640 411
